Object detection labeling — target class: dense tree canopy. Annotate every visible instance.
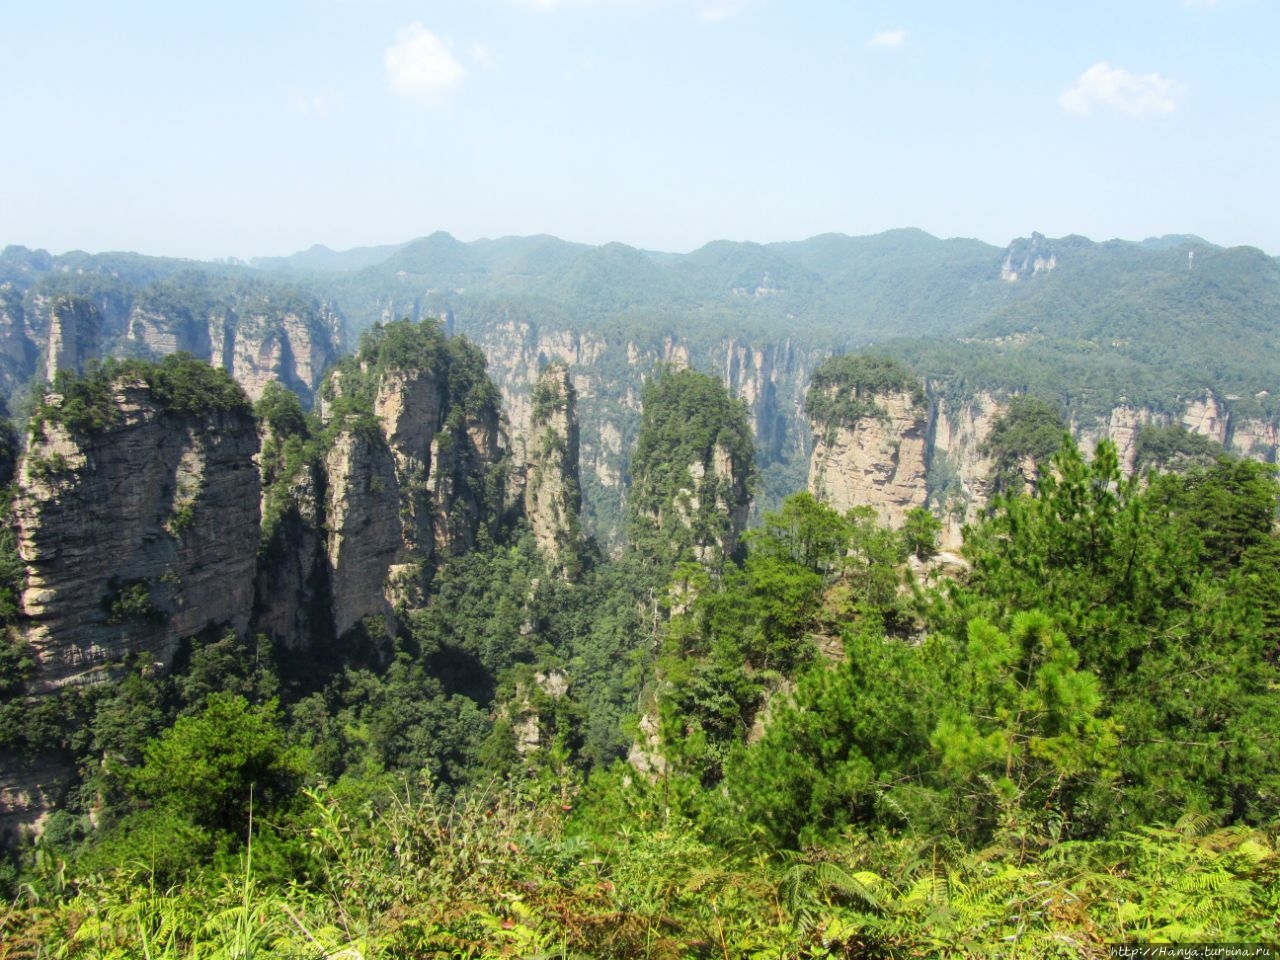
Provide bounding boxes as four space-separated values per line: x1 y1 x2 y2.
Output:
32 353 251 437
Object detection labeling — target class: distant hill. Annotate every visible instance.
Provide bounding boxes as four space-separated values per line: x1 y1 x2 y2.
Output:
10 227 1280 488
239 228 1280 412
250 242 408 273
13 224 1280 420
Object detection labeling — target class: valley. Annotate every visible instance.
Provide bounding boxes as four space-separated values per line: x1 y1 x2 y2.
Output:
0 230 1278 956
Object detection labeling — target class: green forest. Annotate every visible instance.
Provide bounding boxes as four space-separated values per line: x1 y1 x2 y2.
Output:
1 345 1278 957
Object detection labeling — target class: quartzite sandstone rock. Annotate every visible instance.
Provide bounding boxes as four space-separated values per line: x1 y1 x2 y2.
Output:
523 364 583 573
15 380 260 691
808 388 929 529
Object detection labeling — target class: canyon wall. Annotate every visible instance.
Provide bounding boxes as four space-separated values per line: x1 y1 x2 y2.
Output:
807 388 929 529
0 284 342 405
16 379 261 691
2 328 585 840
808 383 1278 546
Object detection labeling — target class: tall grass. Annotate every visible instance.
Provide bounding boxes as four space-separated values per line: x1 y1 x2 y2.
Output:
2 779 1276 959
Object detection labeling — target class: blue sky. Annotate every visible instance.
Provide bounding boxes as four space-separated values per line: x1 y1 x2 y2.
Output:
2 0 1276 259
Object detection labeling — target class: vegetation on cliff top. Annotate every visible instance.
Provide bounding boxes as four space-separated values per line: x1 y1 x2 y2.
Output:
980 394 1069 493
804 354 924 430
318 318 499 439
30 353 252 438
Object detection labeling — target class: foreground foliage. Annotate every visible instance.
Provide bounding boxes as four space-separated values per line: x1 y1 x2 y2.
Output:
3 779 1277 958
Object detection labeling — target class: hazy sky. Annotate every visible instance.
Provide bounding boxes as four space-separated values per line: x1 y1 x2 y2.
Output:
3 0 1277 259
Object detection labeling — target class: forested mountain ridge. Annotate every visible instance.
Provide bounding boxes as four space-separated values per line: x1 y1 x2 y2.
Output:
7 229 1280 544
258 228 1280 538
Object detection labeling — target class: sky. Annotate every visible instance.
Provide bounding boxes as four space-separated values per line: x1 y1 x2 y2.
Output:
2 0 1277 260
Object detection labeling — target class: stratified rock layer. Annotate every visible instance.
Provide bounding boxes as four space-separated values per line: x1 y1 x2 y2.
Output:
523 364 583 574
15 380 260 691
319 355 513 640
808 388 929 528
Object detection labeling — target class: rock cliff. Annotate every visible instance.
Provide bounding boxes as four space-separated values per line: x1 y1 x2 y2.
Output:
628 368 755 567
462 315 1280 552
15 375 260 691
0 261 342 405
925 392 1002 543
44 297 102 383
323 426 404 638
451 316 821 544
523 364 583 575
808 387 929 528
3 329 527 837
806 370 1279 547
253 450 329 652
804 357 929 528
316 322 516 640
124 298 342 405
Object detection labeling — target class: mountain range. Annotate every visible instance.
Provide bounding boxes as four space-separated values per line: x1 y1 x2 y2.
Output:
4 228 1280 540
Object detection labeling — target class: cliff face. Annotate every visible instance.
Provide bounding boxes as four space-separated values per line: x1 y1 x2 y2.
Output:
454 318 820 543
3 328 527 838
0 273 342 406
628 368 755 567
807 381 1280 547
808 388 929 528
126 303 342 405
467 316 1276 549
684 440 753 564
44 297 102 383
926 392 1002 544
460 321 627 537
254 439 330 652
523 365 583 574
0 751 76 848
350 313 1280 564
716 338 825 472
15 381 261 691
318 346 514 640
323 428 403 638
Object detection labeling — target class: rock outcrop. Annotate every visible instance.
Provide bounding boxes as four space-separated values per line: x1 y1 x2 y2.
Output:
454 317 823 544
808 387 929 528
927 391 1003 544
0 751 77 847
675 440 754 565
317 324 515 640
720 337 808 467
126 301 342 405
44 297 101 382
808 372 1279 548
254 436 330 652
323 427 403 639
3 329 520 837
628 368 754 567
15 378 261 691
805 357 930 528
523 364 583 574
0 264 342 406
